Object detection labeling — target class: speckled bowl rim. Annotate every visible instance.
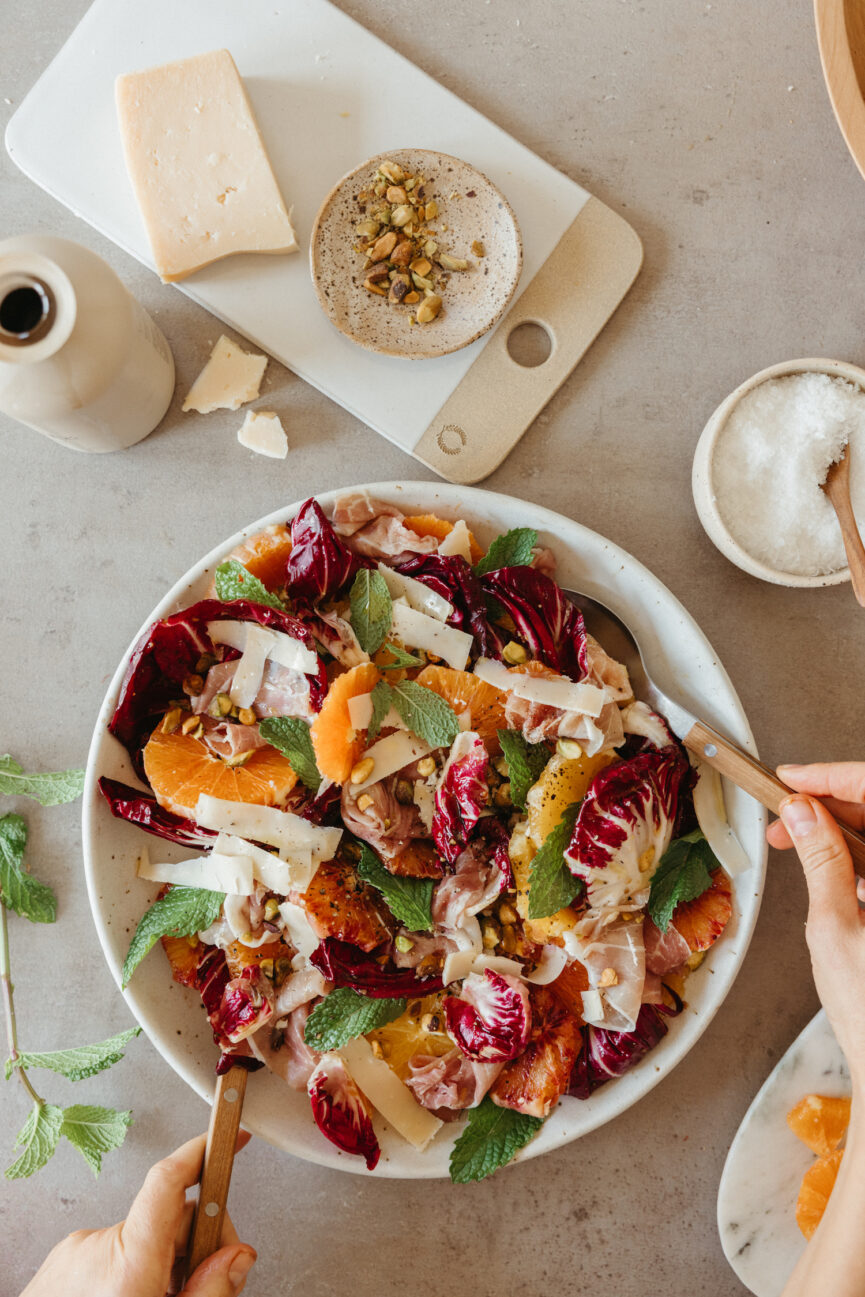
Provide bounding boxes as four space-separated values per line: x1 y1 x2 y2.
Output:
691 357 865 588
309 148 523 359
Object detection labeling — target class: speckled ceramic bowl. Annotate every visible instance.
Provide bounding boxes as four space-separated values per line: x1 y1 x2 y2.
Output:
310 149 522 359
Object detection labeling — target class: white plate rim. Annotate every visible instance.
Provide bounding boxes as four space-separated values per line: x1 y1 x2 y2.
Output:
82 481 768 1179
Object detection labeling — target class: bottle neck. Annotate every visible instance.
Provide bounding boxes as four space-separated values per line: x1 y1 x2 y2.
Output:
0 275 56 347
0 252 76 366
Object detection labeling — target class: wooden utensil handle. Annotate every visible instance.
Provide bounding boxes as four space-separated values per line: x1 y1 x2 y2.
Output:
827 481 865 607
683 719 865 877
186 1065 249 1277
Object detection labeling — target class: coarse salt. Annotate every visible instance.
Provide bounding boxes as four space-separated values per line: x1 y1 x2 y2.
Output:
712 372 865 576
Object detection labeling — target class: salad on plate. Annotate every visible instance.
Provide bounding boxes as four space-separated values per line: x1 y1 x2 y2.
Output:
99 493 734 1180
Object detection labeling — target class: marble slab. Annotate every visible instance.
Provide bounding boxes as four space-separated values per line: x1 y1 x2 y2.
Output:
718 1011 850 1296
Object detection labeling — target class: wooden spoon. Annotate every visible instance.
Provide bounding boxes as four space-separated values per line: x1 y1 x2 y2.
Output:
185 1064 249 1278
822 446 865 605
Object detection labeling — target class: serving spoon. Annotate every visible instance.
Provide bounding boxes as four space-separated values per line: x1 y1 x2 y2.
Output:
564 587 865 875
822 446 865 606
185 1063 249 1278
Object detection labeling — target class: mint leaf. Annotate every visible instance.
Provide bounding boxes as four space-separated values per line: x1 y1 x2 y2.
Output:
527 803 583 920
0 814 56 925
349 569 393 655
0 756 85 806
5 1102 63 1180
387 680 460 748
123 886 224 987
304 987 406 1051
497 730 550 811
60 1105 133 1176
449 1096 543 1182
6 1026 142 1084
378 644 424 671
215 559 286 610
258 717 321 792
475 528 538 578
648 829 718 933
367 680 395 745
356 843 434 932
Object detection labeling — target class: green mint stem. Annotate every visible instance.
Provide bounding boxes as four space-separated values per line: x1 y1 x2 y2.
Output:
0 900 44 1107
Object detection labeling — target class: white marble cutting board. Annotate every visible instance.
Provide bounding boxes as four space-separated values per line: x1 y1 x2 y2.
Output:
717 1011 849 1297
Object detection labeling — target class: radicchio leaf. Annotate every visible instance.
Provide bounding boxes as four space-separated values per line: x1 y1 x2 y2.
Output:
307 1052 380 1170
215 1046 266 1076
310 938 443 998
445 970 532 1063
480 567 588 679
98 777 218 850
286 498 371 604
567 997 681 1099
206 965 273 1050
432 732 489 866
109 599 327 770
396 553 505 659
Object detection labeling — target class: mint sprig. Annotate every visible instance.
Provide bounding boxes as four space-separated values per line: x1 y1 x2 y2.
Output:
647 829 718 933
349 569 393 655
5 1103 64 1180
5 1027 142 1083
373 680 460 748
497 730 550 811
449 1096 544 1182
258 716 321 792
304 987 406 1051
378 644 424 671
0 756 85 806
122 886 224 987
215 559 286 610
527 803 583 920
367 679 395 745
57 1105 134 1175
0 814 56 925
356 843 434 932
474 528 538 578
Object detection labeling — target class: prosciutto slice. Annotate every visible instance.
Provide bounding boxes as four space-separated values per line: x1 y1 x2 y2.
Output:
643 915 691 975
432 837 510 940
248 1002 320 1090
194 658 314 722
567 916 646 1033
341 775 427 862
583 633 632 702
406 1049 503 1113
503 689 624 755
332 493 438 562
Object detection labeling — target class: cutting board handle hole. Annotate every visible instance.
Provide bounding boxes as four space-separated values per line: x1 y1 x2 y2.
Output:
506 320 553 368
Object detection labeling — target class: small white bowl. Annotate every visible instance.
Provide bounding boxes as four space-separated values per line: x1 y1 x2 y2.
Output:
692 357 865 588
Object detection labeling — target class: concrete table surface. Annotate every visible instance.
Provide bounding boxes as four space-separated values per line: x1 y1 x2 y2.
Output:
1 2 862 1294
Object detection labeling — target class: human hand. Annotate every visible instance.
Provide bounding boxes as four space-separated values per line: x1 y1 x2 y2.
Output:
767 762 865 1090
20 1131 256 1297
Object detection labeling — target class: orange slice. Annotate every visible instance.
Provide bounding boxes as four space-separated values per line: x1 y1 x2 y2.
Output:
796 1148 843 1239
672 868 733 952
162 933 204 987
143 725 298 816
310 662 381 785
403 514 484 565
368 994 451 1080
549 959 589 1024
787 1094 852 1157
224 938 295 979
221 523 293 592
388 840 443 878
415 665 506 755
302 859 391 952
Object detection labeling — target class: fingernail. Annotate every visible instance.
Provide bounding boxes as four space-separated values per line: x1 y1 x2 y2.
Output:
777 764 802 777
228 1250 256 1291
780 796 817 838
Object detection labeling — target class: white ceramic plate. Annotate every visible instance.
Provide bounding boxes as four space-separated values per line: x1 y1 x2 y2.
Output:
718 1011 849 1296
82 482 767 1179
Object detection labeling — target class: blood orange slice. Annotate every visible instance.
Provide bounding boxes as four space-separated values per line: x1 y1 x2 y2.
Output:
388 840 443 879
491 985 581 1118
672 868 733 952
415 665 506 755
222 523 293 592
549 958 589 1024
143 725 298 816
310 662 381 785
302 859 391 952
224 939 295 979
403 514 484 565
787 1094 851 1157
796 1148 843 1239
162 933 205 987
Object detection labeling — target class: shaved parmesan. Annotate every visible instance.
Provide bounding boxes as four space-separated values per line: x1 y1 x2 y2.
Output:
693 763 750 876
227 623 273 708
377 562 452 622
194 796 342 861
207 620 319 678
581 988 605 1025
137 849 253 895
525 944 569 985
391 603 472 670
347 693 405 733
339 1036 443 1151
278 901 321 970
352 731 433 792
437 519 473 563
265 632 320 676
474 657 607 718
412 779 435 833
442 950 526 985
214 832 318 894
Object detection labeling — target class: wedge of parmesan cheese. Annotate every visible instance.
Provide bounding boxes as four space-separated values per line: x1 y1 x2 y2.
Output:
437 519 473 563
137 848 253 895
339 1036 443 1151
474 656 607 718
347 692 405 733
390 603 472 671
237 410 288 460
352 731 432 792
116 49 298 282
183 335 268 414
376 563 452 622
194 796 342 861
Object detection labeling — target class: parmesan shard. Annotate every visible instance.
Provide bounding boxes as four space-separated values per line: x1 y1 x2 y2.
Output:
237 410 289 460
137 849 254 895
352 731 433 792
437 519 473 563
390 603 473 670
193 796 342 862
183 335 268 414
338 1037 443 1151
376 563 453 622
116 48 298 282
474 656 607 718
